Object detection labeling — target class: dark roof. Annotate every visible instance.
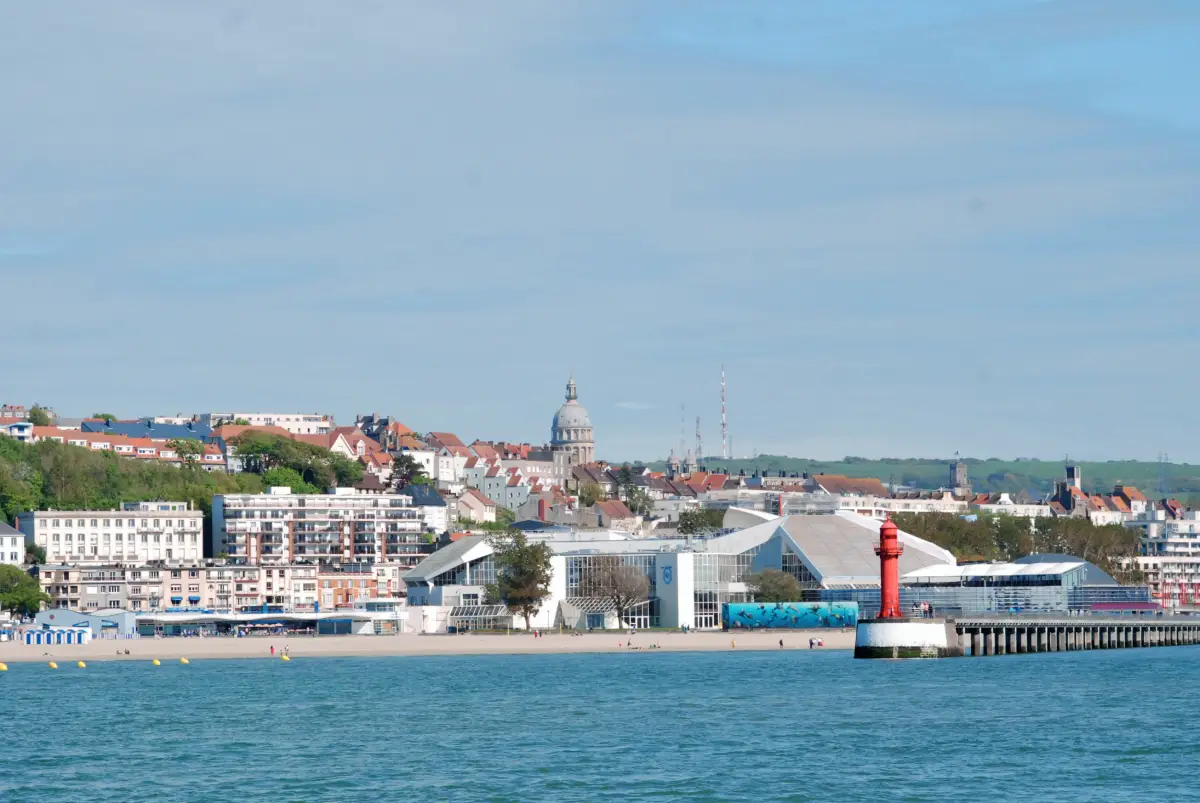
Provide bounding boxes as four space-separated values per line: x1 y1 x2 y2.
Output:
404 484 447 507
81 419 212 440
0 520 20 536
354 474 386 492
511 519 569 532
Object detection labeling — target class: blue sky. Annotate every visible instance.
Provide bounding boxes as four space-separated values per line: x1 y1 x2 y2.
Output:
3 1 1199 462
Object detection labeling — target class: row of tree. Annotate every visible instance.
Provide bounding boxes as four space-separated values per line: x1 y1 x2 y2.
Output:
891 512 1144 582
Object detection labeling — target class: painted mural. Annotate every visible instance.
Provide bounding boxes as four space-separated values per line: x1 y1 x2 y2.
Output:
722 601 858 630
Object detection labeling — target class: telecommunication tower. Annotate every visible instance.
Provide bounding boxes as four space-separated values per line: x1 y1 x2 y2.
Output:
695 416 703 467
721 365 728 461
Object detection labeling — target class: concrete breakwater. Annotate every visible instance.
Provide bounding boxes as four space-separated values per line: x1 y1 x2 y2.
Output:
855 615 1200 659
952 616 1200 656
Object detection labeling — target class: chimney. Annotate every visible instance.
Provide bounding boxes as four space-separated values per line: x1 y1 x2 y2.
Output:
538 498 548 522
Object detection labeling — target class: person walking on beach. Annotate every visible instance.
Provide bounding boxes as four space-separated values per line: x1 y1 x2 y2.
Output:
779 639 784 649
270 645 275 656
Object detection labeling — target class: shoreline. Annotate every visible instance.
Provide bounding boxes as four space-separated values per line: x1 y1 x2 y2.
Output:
0 629 854 663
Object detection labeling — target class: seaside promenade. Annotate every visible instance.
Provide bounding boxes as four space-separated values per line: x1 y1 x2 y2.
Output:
0 629 856 663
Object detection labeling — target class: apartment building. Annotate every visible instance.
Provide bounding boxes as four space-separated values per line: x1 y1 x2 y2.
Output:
213 488 428 567
40 565 130 610
19 501 205 565
317 563 381 609
197 412 334 436
0 521 25 565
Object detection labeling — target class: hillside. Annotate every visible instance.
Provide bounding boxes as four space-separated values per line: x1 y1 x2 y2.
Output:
0 437 264 534
642 455 1200 500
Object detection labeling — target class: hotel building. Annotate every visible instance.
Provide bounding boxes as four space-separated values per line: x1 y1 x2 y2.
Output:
19 501 204 565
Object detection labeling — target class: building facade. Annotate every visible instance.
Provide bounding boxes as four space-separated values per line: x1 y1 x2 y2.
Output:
0 521 25 565
19 502 204 565
213 488 428 568
197 412 334 435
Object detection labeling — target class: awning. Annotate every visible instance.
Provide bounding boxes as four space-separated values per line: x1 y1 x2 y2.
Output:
170 596 183 603
188 596 201 602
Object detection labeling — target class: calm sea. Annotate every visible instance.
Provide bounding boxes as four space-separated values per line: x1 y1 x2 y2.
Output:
1 647 1196 802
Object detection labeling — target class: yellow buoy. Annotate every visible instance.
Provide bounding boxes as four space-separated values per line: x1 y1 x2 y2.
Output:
152 659 161 666
0 662 8 671
48 661 58 669
180 658 190 665
77 661 86 668
281 655 291 662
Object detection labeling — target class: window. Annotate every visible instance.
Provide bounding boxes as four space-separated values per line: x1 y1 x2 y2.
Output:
90 519 98 527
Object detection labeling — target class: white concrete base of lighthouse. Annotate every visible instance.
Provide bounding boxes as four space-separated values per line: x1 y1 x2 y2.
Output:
854 618 964 659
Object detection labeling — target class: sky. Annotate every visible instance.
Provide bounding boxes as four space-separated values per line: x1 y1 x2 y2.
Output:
2 1 1199 462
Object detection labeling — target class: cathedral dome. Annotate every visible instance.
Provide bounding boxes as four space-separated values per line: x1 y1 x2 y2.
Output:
553 400 592 431
550 377 595 464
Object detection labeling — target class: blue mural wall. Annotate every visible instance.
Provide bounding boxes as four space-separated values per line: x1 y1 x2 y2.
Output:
722 602 858 630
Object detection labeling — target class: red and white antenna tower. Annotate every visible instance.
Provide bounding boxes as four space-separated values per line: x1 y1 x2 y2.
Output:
721 365 728 461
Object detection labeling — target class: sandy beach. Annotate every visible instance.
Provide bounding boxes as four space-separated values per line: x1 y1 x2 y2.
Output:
0 629 854 664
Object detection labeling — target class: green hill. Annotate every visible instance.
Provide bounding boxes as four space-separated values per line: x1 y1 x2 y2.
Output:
642 455 1200 500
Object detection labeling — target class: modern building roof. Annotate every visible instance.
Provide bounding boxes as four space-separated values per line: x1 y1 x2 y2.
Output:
902 562 1086 583
1013 553 1118 585
404 535 490 583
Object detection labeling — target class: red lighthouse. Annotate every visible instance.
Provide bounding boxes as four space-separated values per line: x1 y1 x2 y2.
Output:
875 516 904 619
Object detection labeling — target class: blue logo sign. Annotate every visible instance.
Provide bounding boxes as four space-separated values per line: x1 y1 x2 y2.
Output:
663 566 673 585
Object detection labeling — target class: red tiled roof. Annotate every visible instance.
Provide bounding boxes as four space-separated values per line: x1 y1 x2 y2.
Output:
812 474 889 497
470 442 500 461
428 432 464 447
595 499 634 519
464 488 498 507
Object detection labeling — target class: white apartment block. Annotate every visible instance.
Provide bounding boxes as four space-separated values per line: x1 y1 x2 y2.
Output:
0 521 25 565
18 501 204 565
212 487 428 568
1130 508 1200 610
197 412 334 435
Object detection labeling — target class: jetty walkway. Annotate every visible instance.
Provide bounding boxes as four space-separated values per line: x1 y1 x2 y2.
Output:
953 615 1200 656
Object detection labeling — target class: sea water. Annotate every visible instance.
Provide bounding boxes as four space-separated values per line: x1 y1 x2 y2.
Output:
1 647 1196 802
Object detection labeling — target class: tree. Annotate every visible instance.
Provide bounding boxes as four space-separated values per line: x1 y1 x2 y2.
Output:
579 481 606 507
616 464 637 501
232 418 251 426
677 508 725 536
27 406 51 426
624 488 654 517
580 555 649 627
25 543 46 565
90 413 117 422
168 438 206 469
262 466 319 495
0 565 48 615
486 531 554 630
391 453 429 490
747 568 803 603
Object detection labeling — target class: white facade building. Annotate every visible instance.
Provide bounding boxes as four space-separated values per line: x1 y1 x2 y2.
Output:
197 412 334 435
1129 508 1200 609
0 521 25 565
18 501 204 565
212 487 427 568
